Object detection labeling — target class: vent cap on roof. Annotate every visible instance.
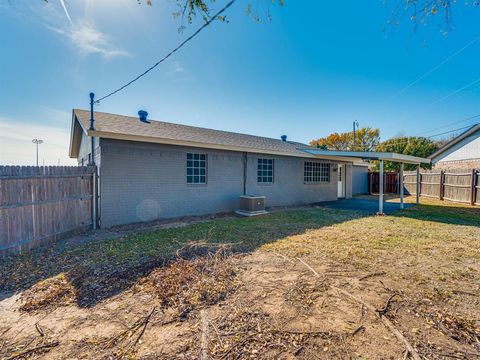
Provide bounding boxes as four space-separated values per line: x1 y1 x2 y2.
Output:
281 135 287 142
138 110 150 123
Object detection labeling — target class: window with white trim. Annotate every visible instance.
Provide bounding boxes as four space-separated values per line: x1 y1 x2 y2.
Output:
257 158 274 183
304 162 330 183
187 153 207 184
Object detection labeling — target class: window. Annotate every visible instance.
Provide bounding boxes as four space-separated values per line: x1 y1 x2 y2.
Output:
304 162 330 183
257 158 274 183
187 153 207 184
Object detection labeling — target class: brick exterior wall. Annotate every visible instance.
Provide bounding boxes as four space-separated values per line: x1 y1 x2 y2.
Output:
98 139 342 228
433 159 480 171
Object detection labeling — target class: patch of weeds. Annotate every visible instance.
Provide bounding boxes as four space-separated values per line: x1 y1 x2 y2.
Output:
133 245 239 319
19 272 77 312
285 278 328 313
207 307 348 360
450 267 478 280
430 309 480 345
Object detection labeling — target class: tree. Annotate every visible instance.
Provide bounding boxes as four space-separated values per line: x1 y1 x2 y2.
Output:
388 1 479 36
140 0 285 28
309 127 380 152
374 136 439 171
355 127 382 152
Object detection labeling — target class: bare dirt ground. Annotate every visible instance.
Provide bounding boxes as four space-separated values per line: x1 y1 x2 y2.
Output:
1 197 479 359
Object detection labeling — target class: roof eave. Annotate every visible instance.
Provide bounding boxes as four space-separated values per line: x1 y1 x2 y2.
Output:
88 130 319 158
429 124 480 160
299 150 430 164
69 110 88 159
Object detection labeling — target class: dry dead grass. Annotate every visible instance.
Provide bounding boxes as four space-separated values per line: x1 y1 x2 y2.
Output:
1 197 479 359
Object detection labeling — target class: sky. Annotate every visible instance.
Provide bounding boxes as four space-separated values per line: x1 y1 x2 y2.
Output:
0 0 479 165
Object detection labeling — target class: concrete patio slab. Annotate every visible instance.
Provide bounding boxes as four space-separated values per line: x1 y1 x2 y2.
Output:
318 198 413 214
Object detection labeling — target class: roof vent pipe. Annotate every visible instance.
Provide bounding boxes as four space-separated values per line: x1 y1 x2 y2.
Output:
281 135 287 142
138 110 150 123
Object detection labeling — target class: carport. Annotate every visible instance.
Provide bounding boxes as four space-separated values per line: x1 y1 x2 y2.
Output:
300 150 431 214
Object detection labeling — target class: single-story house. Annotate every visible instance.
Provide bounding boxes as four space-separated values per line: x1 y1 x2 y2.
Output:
68 109 427 228
430 123 480 170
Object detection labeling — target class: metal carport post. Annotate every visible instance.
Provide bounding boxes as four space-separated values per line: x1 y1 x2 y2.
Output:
378 159 384 214
296 149 431 215
399 162 404 210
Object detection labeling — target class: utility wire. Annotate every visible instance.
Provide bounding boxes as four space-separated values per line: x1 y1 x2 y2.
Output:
427 124 477 138
423 76 480 109
416 113 480 136
398 75 480 121
95 0 237 103
390 35 480 100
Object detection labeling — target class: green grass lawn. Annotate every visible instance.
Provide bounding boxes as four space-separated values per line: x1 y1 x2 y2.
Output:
1 198 479 359
1 198 479 298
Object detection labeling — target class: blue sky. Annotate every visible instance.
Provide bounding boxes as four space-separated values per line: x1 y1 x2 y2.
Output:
1 0 479 165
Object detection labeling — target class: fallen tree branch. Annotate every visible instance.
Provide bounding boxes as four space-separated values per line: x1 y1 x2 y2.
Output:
133 306 156 347
359 271 386 281
35 323 45 337
297 257 421 360
6 341 59 360
376 293 400 316
200 309 209 360
351 325 365 337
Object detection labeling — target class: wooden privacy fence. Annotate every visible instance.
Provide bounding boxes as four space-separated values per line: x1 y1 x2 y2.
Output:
369 172 400 194
0 166 95 257
404 169 479 205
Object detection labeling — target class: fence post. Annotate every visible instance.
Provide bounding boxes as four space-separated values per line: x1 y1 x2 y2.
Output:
471 169 477 206
439 170 445 201
416 165 421 204
369 172 373 195
399 163 404 209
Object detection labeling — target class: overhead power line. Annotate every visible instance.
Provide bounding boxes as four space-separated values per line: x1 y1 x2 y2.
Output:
399 75 480 121
95 0 237 103
427 124 476 138
423 76 480 109
416 114 480 136
391 35 480 99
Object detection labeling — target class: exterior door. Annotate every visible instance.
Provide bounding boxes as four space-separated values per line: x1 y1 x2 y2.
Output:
338 164 346 198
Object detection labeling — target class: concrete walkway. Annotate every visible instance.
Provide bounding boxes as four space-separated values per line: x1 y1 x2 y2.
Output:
318 197 413 214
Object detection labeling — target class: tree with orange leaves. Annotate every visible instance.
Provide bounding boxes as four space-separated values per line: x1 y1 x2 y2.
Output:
310 127 380 152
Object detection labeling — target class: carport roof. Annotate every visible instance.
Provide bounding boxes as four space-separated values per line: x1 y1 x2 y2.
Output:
301 150 431 165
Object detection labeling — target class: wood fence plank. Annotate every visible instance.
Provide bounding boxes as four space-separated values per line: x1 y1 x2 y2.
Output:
404 168 478 205
0 166 95 257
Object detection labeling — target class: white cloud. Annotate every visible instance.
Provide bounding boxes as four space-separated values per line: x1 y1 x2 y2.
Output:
6 1 131 59
51 21 131 59
166 60 185 75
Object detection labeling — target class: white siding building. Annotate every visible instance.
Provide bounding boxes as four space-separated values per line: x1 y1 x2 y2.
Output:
430 124 480 170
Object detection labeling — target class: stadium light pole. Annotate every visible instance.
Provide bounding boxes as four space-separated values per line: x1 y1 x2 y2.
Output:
32 139 43 166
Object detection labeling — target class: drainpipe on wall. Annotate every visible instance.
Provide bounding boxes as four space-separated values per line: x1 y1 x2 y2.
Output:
89 92 96 165
89 92 98 230
243 152 248 195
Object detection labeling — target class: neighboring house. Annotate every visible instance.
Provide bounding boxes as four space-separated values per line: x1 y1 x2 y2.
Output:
68 110 402 227
430 124 480 170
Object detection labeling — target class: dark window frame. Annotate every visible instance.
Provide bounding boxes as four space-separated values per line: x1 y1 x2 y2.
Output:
304 162 330 183
257 158 274 184
186 153 207 184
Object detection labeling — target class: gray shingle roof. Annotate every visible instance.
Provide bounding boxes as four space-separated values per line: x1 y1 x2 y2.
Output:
73 109 314 157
